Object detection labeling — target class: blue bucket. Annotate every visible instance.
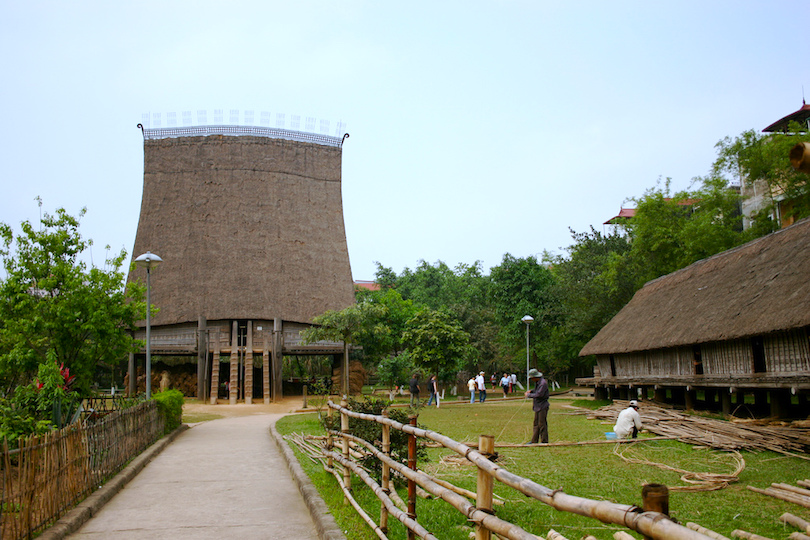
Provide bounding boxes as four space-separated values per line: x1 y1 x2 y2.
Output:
605 432 617 440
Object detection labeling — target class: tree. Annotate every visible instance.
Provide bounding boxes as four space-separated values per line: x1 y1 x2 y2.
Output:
401 307 473 383
713 124 810 227
489 254 562 375
0 205 145 396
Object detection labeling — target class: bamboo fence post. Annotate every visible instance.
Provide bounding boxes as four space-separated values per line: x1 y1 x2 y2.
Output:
341 397 351 504
477 434 495 540
381 409 391 534
686 522 731 540
781 513 810 534
408 414 418 540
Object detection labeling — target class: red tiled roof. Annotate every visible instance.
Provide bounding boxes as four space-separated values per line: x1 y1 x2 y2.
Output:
354 280 381 291
763 101 810 133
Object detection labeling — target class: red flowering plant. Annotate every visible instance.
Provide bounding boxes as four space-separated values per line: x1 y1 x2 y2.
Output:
33 352 79 428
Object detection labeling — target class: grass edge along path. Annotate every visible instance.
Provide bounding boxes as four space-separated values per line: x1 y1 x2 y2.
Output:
276 398 809 540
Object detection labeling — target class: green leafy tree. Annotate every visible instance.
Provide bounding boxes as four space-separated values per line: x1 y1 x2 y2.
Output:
489 254 562 375
0 205 145 396
376 351 416 390
713 123 810 227
401 307 473 383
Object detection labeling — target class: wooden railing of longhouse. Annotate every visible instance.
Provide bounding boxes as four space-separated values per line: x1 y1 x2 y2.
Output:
325 400 713 540
0 400 165 540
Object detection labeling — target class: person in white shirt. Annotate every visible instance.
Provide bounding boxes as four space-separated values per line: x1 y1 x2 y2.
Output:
510 373 517 393
613 400 642 439
475 371 486 402
467 377 476 403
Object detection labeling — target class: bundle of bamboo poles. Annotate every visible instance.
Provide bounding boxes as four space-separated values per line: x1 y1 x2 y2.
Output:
747 480 810 510
585 402 810 456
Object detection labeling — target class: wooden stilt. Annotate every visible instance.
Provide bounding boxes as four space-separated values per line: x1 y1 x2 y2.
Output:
209 328 220 404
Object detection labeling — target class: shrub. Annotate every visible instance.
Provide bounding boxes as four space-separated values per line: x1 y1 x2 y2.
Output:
322 395 428 484
152 389 184 434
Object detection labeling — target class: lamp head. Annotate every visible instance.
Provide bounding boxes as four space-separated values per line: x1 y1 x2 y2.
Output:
135 251 163 270
521 315 534 325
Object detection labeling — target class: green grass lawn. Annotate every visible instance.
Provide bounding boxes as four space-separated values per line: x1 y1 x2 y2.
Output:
276 396 809 540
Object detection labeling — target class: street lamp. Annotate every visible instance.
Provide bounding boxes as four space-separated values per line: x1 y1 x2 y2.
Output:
521 315 534 389
135 251 163 399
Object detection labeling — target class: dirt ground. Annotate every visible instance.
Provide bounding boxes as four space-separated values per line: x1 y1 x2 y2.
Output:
182 396 309 418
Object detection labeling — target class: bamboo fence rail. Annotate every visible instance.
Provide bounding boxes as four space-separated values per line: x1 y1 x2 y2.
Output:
322 400 714 540
0 401 164 540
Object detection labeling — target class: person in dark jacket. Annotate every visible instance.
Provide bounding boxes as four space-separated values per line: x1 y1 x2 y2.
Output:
525 368 549 443
426 375 439 407
409 374 421 406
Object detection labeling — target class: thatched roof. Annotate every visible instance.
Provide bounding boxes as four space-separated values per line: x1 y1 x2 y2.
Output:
127 134 355 327
580 218 810 356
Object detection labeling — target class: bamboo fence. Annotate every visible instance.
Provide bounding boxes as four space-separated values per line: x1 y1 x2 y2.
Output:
0 401 164 540
309 400 716 540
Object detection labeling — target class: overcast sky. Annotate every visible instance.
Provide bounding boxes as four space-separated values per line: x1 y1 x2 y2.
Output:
1 1 808 281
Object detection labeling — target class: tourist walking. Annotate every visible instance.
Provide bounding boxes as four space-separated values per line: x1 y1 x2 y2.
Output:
409 374 421 406
499 373 510 398
475 371 486 402
468 376 476 403
426 375 439 407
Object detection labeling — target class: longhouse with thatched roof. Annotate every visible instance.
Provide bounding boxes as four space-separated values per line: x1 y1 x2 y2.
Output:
127 123 355 403
577 217 810 418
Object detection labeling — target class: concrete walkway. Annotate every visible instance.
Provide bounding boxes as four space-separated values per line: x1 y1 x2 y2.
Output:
64 414 328 539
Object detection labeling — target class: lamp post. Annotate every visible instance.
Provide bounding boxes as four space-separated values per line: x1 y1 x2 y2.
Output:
521 315 534 389
135 251 163 399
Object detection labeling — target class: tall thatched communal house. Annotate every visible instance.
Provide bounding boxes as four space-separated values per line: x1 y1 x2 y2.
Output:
577 218 810 418
127 123 355 403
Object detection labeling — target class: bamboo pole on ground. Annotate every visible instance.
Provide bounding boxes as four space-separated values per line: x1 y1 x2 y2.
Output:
781 513 810 534
788 533 810 540
477 434 495 540
731 530 775 540
798 480 810 489
772 483 810 498
328 401 712 540
614 532 635 540
747 486 810 509
686 522 731 540
547 529 568 539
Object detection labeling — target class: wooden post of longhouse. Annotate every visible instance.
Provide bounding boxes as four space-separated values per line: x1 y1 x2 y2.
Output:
229 320 239 405
262 332 271 404
209 328 220 404
341 398 351 503
197 316 207 402
244 321 253 405
476 434 495 540
380 409 391 534
407 414 418 540
272 318 283 401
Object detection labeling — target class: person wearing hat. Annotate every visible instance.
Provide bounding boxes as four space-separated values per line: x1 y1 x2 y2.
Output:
614 400 642 439
525 368 549 443
475 371 487 402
